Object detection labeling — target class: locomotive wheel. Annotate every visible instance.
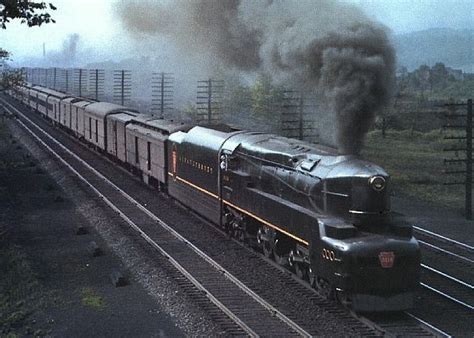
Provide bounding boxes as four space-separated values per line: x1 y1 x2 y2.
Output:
274 237 294 267
227 214 247 243
232 227 246 243
315 277 334 300
262 240 273 258
258 226 275 259
294 263 308 280
308 267 316 287
237 221 248 243
236 229 246 243
336 289 351 308
273 239 287 266
274 251 287 266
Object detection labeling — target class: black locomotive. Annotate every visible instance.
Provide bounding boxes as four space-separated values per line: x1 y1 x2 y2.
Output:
10 84 420 312
168 125 420 312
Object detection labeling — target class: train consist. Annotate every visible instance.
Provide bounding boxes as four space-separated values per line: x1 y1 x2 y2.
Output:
9 84 420 312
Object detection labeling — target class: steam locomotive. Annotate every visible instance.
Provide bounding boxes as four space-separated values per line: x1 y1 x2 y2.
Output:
9 84 420 312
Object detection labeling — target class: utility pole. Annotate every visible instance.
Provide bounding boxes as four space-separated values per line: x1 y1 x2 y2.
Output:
151 72 174 118
89 69 104 101
73 68 87 97
443 99 473 220
196 79 224 125
65 69 69 93
467 99 472 219
281 90 318 143
113 70 131 106
53 67 57 90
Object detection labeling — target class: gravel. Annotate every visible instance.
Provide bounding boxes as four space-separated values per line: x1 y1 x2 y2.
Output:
7 119 225 336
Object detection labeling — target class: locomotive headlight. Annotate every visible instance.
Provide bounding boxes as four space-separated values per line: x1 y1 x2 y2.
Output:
220 154 228 171
369 175 386 192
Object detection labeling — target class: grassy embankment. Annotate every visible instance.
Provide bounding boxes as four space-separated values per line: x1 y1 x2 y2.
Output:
362 129 463 210
0 118 49 337
0 246 45 336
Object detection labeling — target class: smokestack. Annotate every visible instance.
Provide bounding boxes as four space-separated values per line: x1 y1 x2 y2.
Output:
43 42 46 58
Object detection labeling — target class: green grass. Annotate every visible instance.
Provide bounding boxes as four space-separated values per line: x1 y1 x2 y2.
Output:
0 119 12 170
80 288 105 310
362 129 464 209
0 245 38 334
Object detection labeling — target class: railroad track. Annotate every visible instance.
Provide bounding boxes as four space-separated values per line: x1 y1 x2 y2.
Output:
1 98 309 337
404 226 474 335
362 311 450 337
1 95 460 336
2 95 385 336
415 226 474 262
416 226 473 310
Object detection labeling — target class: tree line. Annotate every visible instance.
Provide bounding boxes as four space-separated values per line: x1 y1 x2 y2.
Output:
398 63 473 100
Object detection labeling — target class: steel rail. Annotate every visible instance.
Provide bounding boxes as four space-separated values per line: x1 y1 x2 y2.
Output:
405 312 452 338
1 98 312 338
420 283 474 311
422 264 474 290
418 240 474 264
7 95 471 336
13 117 259 337
414 226 474 251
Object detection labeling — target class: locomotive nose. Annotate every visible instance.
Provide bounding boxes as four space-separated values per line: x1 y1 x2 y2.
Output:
320 156 391 222
350 173 391 217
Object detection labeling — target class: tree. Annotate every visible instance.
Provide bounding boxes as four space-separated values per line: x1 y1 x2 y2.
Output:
250 75 284 118
1 48 24 92
430 62 450 90
0 1 56 89
417 64 431 98
1 0 56 29
0 48 8 59
1 70 24 92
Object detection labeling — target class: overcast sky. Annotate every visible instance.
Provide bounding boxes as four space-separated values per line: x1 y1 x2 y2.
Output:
0 0 472 65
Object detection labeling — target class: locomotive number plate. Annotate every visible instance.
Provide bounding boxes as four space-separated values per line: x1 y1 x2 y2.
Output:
378 251 395 268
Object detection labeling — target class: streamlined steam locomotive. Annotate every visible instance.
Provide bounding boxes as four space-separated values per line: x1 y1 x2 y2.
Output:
9 84 420 312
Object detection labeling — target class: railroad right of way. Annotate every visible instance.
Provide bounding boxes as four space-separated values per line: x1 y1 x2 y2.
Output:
1 95 383 336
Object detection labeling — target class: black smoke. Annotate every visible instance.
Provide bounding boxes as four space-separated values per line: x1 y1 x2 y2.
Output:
117 0 395 154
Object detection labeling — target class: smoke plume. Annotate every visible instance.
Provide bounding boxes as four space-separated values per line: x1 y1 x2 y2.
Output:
19 33 82 69
117 0 395 154
46 33 80 67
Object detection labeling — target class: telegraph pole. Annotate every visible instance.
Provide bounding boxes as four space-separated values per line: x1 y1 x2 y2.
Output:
443 99 473 220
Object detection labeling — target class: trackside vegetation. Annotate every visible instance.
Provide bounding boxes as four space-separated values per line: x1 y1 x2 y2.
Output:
363 129 463 209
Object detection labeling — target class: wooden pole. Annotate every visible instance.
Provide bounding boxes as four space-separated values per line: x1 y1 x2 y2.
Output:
299 94 304 140
95 69 99 100
160 72 165 118
208 79 212 124
466 99 472 220
121 70 125 106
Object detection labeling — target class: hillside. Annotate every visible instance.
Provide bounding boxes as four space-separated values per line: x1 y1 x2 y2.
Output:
394 28 473 72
